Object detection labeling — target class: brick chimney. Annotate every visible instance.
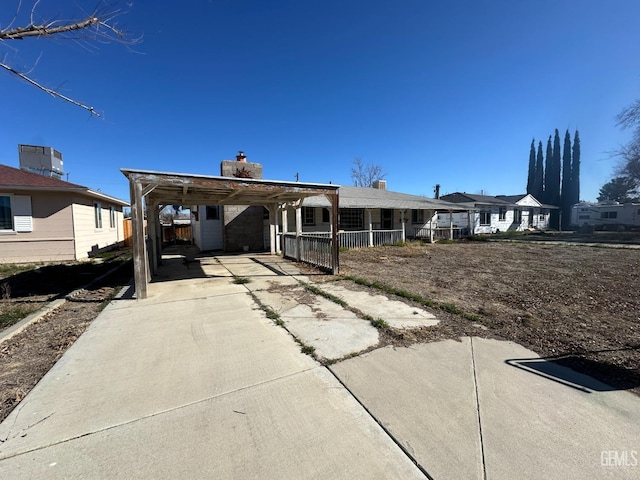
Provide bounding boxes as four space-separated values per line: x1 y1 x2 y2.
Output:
372 179 387 190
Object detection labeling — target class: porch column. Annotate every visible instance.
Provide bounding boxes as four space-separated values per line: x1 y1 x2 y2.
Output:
449 211 454 240
281 207 288 256
467 210 472 235
295 204 302 261
401 211 406 242
130 178 148 300
276 205 282 254
267 204 277 255
430 212 436 243
368 209 373 247
327 192 339 275
146 200 159 276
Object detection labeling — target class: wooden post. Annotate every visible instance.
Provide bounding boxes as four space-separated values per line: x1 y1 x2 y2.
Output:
328 192 339 275
295 205 302 261
401 214 406 242
467 210 472 235
130 178 148 300
449 211 454 240
267 204 277 255
430 212 435 243
147 200 158 276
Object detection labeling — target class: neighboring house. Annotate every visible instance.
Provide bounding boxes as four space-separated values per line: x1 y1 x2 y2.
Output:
438 192 555 234
300 182 468 239
0 164 128 263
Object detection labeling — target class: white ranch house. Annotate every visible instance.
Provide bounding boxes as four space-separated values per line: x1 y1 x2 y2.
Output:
438 193 555 234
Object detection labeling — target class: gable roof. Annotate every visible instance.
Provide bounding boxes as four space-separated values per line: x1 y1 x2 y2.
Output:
495 194 527 204
303 186 467 210
440 192 513 206
0 164 128 206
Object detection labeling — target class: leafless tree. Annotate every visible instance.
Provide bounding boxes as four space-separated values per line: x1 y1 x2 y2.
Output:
0 1 140 116
350 157 387 188
615 99 640 193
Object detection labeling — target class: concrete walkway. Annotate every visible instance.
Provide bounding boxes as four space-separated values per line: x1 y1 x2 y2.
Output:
1 252 639 479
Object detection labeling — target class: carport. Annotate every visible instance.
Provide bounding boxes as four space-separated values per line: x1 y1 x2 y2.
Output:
121 168 340 299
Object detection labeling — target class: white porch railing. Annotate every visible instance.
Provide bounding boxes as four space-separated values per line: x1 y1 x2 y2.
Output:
413 227 469 241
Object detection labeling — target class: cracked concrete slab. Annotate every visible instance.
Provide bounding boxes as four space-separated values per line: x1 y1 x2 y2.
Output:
319 282 439 329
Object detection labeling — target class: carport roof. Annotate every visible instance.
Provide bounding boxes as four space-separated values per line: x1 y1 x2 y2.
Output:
120 168 339 205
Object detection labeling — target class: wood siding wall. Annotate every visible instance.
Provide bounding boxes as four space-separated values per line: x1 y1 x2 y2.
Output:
72 199 125 259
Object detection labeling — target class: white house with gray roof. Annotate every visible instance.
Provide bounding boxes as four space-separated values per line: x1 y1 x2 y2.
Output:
438 192 556 234
298 183 469 244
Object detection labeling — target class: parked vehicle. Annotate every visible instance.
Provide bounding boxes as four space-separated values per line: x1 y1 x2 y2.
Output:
571 202 640 231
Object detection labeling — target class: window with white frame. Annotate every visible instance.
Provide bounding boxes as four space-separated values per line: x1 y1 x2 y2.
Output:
0 195 12 230
303 207 315 226
340 208 364 230
601 211 617 219
479 211 491 226
109 207 116 228
539 209 547 221
498 207 507 221
412 210 424 224
94 202 103 229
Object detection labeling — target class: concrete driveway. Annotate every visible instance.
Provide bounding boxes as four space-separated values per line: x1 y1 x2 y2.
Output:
1 252 638 479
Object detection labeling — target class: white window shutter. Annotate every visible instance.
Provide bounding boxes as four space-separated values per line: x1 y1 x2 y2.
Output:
13 195 33 232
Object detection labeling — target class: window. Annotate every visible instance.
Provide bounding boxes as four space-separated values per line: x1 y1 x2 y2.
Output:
322 208 330 223
109 207 116 228
513 209 522 224
412 210 424 224
340 208 364 230
498 207 507 221
303 207 315 226
0 195 12 230
578 215 590 220
601 211 617 219
1 195 32 232
206 205 220 220
94 203 102 229
479 211 491 226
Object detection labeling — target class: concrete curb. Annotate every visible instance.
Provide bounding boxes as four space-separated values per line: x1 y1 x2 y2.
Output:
0 260 131 345
0 298 67 345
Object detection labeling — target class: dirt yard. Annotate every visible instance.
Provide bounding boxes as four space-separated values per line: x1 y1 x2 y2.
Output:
336 240 640 394
0 256 132 423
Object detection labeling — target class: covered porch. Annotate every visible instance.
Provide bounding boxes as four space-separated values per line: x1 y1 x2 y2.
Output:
121 168 339 299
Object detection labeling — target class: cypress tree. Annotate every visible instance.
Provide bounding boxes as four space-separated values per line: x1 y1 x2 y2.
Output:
544 136 553 204
527 139 536 195
548 129 562 228
535 141 545 200
571 130 581 205
560 130 572 229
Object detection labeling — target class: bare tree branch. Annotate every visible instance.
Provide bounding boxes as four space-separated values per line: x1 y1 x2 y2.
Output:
0 16 100 40
0 1 140 114
0 61 99 116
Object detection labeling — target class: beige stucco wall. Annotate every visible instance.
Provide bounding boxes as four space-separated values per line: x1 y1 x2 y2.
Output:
0 191 76 263
0 190 125 263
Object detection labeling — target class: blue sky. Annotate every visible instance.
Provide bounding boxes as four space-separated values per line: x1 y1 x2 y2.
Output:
2 0 640 203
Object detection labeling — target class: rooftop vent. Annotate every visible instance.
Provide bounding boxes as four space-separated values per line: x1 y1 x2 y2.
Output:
372 179 387 190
